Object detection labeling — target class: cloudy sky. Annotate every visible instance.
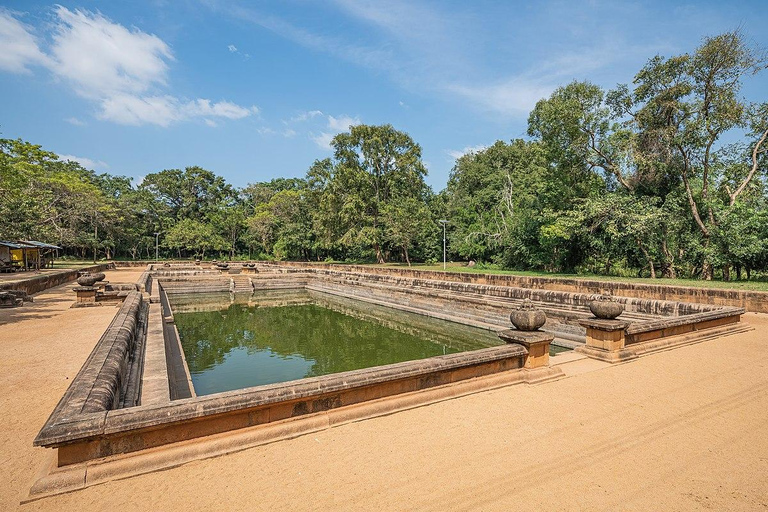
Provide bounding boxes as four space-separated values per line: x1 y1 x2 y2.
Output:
1 1 766 190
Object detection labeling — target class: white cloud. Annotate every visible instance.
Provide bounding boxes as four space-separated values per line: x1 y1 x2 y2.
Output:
97 94 178 127
289 110 324 123
58 154 109 170
312 114 360 150
50 7 172 98
64 117 85 126
310 132 335 151
0 9 50 73
327 114 360 132
0 8 259 127
446 145 488 160
255 127 297 137
445 81 554 116
227 43 250 59
98 95 258 127
184 99 258 119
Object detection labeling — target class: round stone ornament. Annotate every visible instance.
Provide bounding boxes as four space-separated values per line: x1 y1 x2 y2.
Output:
77 274 98 286
510 299 547 331
588 294 625 319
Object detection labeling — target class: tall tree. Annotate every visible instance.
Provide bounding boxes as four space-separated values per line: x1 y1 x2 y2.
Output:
330 124 429 263
614 31 767 278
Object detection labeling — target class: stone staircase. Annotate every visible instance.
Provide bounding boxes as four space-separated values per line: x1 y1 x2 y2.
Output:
229 275 254 293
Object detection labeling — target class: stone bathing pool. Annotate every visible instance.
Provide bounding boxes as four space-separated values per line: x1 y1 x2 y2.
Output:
171 289 570 397
28 263 749 500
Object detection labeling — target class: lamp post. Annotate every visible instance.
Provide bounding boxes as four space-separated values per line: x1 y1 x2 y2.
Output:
439 219 448 270
154 232 160 261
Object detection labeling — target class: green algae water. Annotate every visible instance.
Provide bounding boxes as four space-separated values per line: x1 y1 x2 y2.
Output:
172 290 503 395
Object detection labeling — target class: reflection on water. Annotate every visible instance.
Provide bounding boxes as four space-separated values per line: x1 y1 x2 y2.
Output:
171 289 502 395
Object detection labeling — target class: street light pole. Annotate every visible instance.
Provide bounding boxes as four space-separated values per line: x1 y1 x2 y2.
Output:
439 220 448 270
154 232 160 261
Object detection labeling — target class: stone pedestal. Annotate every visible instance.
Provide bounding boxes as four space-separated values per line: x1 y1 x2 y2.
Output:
72 286 101 307
497 329 554 369
576 319 636 363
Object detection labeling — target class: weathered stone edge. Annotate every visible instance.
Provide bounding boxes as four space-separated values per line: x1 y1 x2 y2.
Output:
35 344 526 447
625 307 745 334
34 291 144 447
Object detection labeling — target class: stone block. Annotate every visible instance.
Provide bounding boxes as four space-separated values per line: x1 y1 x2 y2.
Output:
577 319 633 363
497 329 554 369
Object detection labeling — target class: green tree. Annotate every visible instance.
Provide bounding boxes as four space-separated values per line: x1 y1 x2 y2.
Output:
611 31 767 278
330 124 430 263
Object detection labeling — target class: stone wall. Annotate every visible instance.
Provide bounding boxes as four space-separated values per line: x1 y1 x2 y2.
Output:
34 291 148 448
0 263 113 295
258 262 768 313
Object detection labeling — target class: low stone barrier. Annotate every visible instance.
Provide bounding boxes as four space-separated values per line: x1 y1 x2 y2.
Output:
0 263 113 295
34 291 147 446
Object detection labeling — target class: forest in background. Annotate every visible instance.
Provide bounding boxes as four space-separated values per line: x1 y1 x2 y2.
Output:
1 31 766 281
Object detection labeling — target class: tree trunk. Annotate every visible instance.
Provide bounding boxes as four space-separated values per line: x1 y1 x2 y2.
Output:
662 265 677 279
638 244 655 279
403 245 411 267
722 265 730 281
661 239 676 278
735 265 742 280
374 242 385 264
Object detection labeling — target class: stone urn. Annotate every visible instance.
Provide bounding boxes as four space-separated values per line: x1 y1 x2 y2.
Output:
195 259 201 265
510 299 547 331
588 294 624 320
77 274 98 286
91 272 106 282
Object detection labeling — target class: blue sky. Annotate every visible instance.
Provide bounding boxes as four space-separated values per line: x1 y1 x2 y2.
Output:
1 1 766 191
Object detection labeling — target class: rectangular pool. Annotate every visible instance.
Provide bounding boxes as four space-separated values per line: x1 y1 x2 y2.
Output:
172 290 505 395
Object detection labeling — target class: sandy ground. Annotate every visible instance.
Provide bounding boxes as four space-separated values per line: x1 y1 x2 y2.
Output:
1 269 767 511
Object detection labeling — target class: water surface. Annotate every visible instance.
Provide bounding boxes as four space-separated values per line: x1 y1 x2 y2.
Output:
173 290 503 395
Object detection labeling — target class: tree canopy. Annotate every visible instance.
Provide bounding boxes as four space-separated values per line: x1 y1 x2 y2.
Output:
2 31 766 281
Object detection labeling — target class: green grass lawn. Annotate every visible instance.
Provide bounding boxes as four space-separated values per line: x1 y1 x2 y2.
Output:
360 262 768 292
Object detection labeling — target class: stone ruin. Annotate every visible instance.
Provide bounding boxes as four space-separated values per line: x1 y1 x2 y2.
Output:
72 271 136 307
0 289 32 308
